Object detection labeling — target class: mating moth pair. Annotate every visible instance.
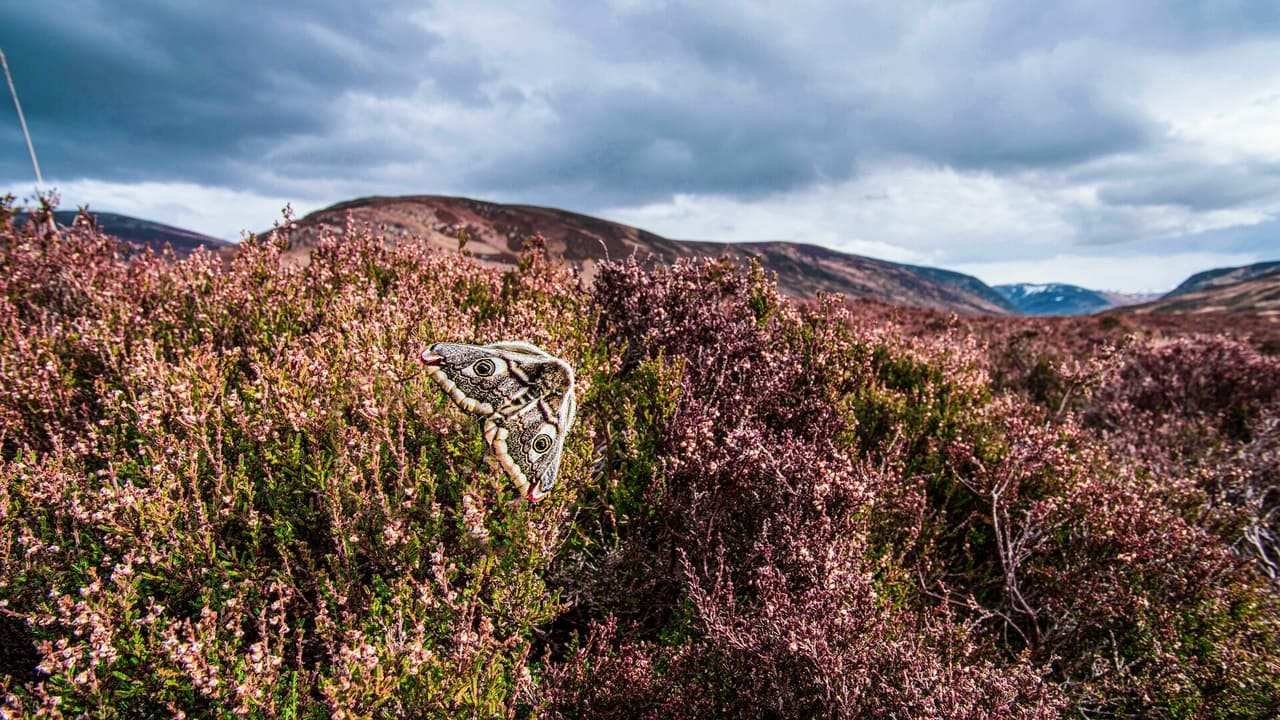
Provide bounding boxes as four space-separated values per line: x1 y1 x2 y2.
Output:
421 341 577 502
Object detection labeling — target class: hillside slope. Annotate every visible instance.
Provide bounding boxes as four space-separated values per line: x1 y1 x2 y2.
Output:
1167 260 1280 297
262 195 1015 314
17 210 231 255
1126 266 1280 316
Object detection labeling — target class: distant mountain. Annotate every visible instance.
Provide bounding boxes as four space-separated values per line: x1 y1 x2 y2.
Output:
16 210 231 255
1124 261 1280 316
1166 260 1280 298
263 195 1016 315
993 283 1114 315
1098 290 1163 308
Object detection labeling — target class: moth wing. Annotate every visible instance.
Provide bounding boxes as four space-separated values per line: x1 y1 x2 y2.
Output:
559 385 577 435
425 341 578 501
422 342 533 416
485 388 576 502
483 343 574 391
484 341 554 358
533 389 576 501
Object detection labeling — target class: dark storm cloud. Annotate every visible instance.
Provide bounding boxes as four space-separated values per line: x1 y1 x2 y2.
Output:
865 82 1153 172
0 0 459 185
455 1 1160 207
465 85 862 206
2 0 1279 216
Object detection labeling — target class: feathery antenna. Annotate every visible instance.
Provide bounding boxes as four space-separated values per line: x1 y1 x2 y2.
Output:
1 48 44 188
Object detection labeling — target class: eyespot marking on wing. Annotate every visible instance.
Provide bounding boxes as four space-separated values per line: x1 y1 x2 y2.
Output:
424 341 577 502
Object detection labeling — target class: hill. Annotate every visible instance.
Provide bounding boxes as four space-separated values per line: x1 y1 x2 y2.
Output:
263 195 1015 315
16 210 231 255
1167 260 1280 297
1125 263 1280 316
993 283 1114 315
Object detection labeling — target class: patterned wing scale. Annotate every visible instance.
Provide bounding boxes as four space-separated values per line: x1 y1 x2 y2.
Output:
485 389 576 502
420 342 529 416
423 341 577 501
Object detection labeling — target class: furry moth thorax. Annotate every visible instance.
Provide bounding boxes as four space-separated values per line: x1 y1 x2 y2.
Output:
420 341 577 503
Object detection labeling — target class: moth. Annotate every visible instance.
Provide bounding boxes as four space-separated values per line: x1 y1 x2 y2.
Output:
420 341 577 502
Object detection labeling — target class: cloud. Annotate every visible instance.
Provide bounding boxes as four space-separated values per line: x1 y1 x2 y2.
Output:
954 250 1268 294
602 160 1280 291
1096 162 1280 211
601 162 1076 264
1 179 313 240
1 0 1278 290
408 2 1162 205
0 0 452 187
0 0 1163 201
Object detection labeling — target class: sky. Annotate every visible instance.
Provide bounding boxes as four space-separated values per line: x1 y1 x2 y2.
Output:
2 1 1280 292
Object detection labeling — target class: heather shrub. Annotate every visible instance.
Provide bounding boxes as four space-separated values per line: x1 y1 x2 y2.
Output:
1086 337 1280 588
835 324 1280 715
547 259 1279 718
1088 336 1280 444
0 204 599 717
541 260 1063 718
1 199 1277 718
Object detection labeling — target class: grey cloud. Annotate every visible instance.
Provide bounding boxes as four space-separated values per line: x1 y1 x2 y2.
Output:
456 2 1157 206
1172 217 1280 256
1073 215 1280 258
0 0 450 186
868 81 1153 171
0 0 1278 237
976 0 1280 56
1 0 1167 204
1097 162 1280 211
464 85 862 207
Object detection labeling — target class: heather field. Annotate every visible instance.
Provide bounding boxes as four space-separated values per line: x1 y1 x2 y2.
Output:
2 201 1278 719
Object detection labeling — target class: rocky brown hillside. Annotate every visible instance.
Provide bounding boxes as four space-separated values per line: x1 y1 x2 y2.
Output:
1127 265 1280 316
262 195 1015 315
1167 260 1280 297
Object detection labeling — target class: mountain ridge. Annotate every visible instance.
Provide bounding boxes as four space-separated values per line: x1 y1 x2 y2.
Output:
263 195 1017 315
16 210 231 255
993 283 1113 316
1167 260 1280 298
1122 261 1280 316
25 198 1276 317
